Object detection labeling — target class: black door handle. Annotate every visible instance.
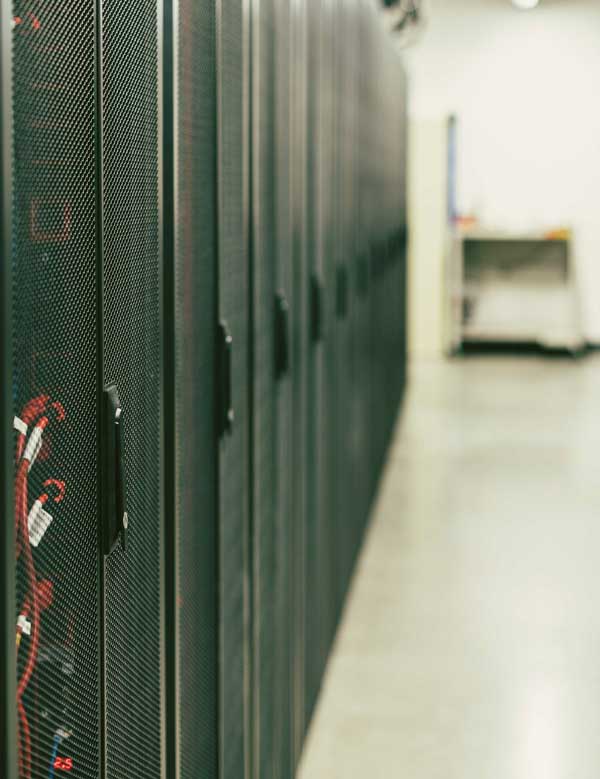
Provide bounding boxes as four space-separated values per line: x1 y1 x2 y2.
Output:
274 291 290 379
103 384 128 555
218 321 234 437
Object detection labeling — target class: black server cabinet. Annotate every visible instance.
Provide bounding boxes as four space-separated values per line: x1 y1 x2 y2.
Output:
249 0 296 774
168 0 219 777
100 1 164 777
332 0 357 620
344 0 366 596
7 1 166 777
11 5 101 779
289 0 309 767
350 0 371 585
303 0 324 731
303 0 340 740
249 0 281 777
249 0 280 775
320 0 341 671
216 1 251 778
273 3 295 775
313 0 338 707
369 41 388 494
2 2 410 777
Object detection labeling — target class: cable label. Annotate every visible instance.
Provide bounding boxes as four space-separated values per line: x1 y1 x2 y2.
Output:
24 426 43 468
28 500 53 547
13 416 28 436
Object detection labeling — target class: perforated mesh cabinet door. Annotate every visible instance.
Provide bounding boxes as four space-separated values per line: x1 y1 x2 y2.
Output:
303 0 318 732
358 1 377 521
352 1 367 563
249 0 281 776
314 0 338 714
304 0 330 731
11 3 100 778
101 1 163 777
273 2 296 775
217 1 251 777
170 0 219 777
320 0 341 675
288 0 310 765
332 0 358 622
350 0 369 569
249 0 301 772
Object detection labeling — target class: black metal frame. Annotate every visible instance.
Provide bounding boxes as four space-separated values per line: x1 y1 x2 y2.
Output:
216 0 253 775
0 0 16 775
162 0 178 777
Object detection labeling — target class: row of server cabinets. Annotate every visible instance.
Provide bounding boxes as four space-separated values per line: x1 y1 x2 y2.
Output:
0 0 408 778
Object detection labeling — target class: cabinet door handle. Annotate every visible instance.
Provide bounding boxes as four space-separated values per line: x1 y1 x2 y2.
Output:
102 384 128 555
217 321 234 437
274 291 290 379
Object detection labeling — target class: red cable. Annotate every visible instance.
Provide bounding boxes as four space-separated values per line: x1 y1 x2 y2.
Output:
15 395 49 462
15 459 37 779
14 399 65 779
15 423 46 777
17 700 31 779
41 479 66 505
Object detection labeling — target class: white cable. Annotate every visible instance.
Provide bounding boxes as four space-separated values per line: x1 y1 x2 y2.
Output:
13 416 28 436
28 499 54 547
23 427 43 468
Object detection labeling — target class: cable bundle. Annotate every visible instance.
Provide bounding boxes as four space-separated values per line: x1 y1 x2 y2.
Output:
14 396 65 779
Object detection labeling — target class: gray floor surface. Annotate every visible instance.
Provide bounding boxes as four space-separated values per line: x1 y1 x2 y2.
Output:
299 356 600 779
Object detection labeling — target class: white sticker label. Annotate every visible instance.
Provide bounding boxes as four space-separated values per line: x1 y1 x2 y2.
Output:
28 500 53 547
24 427 43 466
13 416 28 436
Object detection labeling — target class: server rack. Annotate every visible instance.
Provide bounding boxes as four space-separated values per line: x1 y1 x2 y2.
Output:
320 0 342 676
272 4 295 775
333 0 356 620
216 1 252 777
351 0 372 590
303 0 325 730
11 5 101 779
272 1 295 771
249 1 285 776
167 0 220 777
100 2 164 776
6 0 168 776
3 1 409 777
289 0 309 766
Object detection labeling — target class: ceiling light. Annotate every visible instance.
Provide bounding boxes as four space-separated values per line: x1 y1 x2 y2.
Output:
512 0 539 9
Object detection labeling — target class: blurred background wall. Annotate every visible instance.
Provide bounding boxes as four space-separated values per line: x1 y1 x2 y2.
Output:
404 0 600 356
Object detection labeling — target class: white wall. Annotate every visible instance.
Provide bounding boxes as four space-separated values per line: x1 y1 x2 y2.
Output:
408 119 448 358
404 0 600 341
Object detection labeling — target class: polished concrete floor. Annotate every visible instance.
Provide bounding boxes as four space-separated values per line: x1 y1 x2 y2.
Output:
299 356 600 779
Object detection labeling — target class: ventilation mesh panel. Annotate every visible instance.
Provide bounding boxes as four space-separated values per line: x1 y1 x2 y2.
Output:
101 0 162 776
12 2 99 777
218 1 249 776
176 0 218 776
